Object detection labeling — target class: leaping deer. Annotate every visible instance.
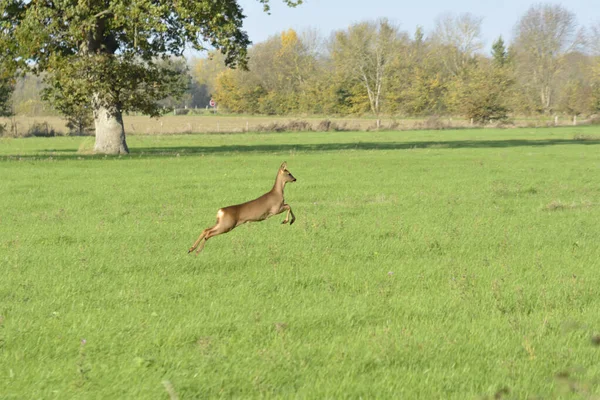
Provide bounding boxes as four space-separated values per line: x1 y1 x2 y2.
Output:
188 162 297 254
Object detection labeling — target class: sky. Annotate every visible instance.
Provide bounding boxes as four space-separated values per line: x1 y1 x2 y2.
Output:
234 0 599 52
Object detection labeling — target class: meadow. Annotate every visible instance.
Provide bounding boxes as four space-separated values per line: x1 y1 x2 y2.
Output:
2 114 409 136
1 127 600 398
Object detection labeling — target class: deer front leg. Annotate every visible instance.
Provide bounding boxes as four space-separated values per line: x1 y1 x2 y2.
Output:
279 204 296 225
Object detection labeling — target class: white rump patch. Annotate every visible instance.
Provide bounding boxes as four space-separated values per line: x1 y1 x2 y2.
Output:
217 209 225 219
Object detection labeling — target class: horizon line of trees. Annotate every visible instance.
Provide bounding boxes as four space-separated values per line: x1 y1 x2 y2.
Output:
204 4 600 122
5 3 600 126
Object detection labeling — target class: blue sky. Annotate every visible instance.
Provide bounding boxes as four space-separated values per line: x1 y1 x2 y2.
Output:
237 0 599 51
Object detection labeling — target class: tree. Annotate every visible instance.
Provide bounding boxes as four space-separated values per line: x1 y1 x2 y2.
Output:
212 28 324 115
193 51 228 108
383 27 421 115
559 79 592 116
0 31 14 118
9 75 48 116
331 19 405 125
214 68 266 114
0 0 302 154
0 78 12 117
0 56 14 135
0 77 12 136
402 69 447 116
591 23 600 55
446 58 514 123
431 12 484 76
491 36 508 67
552 51 593 116
589 22 600 113
512 4 582 114
155 58 194 110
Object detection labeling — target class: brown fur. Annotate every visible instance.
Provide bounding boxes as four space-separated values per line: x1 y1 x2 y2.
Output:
188 162 296 254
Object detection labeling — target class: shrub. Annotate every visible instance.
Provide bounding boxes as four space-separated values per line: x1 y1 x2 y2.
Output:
414 116 450 130
255 120 313 133
366 120 402 131
587 115 600 125
316 119 332 131
316 119 351 132
286 120 312 131
66 113 94 136
173 108 190 115
27 122 58 137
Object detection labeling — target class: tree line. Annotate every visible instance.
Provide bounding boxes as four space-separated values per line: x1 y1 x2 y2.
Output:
1 2 599 153
197 4 600 122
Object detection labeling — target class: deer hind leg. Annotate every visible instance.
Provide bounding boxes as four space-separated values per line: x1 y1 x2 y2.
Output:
190 209 236 255
195 221 236 255
188 228 210 254
279 204 296 225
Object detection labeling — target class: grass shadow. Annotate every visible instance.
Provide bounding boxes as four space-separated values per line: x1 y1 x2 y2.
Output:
131 138 600 155
2 138 600 160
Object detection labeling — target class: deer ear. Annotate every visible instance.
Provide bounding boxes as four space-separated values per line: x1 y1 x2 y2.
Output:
280 162 287 170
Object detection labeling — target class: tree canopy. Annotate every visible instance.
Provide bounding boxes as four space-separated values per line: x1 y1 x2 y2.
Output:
4 2 600 131
0 0 302 152
196 5 598 121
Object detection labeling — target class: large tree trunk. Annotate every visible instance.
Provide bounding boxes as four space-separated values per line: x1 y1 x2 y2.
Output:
93 104 129 155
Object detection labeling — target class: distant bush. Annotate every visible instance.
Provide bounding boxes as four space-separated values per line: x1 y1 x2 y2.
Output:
0 119 68 138
2 121 62 138
286 120 312 131
254 122 288 132
66 116 94 136
1 117 20 138
316 119 351 132
173 108 191 116
415 116 450 130
62 106 94 136
315 120 331 131
255 120 312 133
253 119 354 133
366 120 402 131
523 119 546 128
488 119 515 128
388 120 400 130
587 115 600 125
27 122 58 137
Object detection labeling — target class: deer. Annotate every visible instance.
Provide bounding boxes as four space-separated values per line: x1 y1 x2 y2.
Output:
188 162 297 255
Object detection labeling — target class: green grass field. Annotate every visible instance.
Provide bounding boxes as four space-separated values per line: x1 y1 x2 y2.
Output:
1 127 600 398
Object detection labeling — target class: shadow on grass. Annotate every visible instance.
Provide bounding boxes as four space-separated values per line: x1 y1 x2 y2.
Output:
133 138 600 154
3 138 600 160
